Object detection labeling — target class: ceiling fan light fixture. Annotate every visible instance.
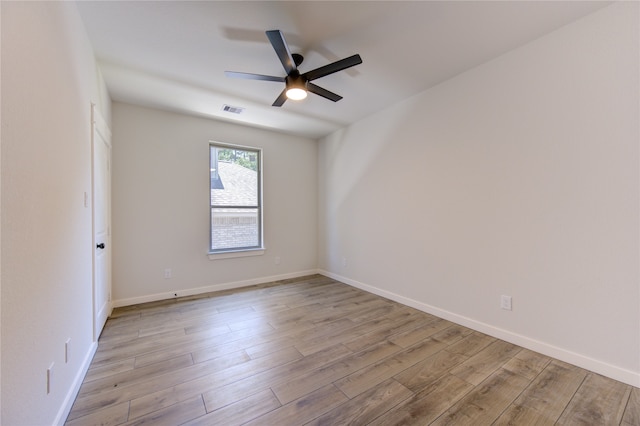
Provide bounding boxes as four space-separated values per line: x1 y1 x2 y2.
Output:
285 74 308 100
286 87 307 100
226 30 362 107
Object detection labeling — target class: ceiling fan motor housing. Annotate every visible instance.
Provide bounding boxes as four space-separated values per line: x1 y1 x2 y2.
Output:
286 73 307 90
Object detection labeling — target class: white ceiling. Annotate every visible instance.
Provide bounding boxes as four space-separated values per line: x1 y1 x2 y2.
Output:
76 1 609 139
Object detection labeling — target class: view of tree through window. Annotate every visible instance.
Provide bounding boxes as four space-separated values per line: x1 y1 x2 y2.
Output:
210 143 262 252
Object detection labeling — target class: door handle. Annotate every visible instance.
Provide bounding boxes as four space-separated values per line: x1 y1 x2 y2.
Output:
96 243 105 249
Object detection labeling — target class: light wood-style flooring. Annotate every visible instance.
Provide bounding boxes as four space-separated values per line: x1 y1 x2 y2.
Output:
67 275 639 425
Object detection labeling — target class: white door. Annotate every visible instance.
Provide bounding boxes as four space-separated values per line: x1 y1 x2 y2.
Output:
92 104 112 341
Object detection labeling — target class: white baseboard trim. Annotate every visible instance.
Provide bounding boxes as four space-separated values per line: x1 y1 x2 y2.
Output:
112 270 320 308
54 341 98 425
319 270 640 388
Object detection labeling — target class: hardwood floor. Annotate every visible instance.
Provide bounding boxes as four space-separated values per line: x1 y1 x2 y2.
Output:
67 275 639 425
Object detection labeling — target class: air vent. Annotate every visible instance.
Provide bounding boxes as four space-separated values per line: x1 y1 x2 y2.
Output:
222 104 244 114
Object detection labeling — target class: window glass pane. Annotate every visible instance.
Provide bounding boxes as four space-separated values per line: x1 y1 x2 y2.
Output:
211 147 258 207
211 208 259 250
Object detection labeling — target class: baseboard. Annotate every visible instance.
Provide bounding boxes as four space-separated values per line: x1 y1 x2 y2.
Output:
319 269 640 388
112 269 319 308
54 340 98 425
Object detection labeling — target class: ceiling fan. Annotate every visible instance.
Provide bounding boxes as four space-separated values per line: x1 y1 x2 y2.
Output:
225 30 362 107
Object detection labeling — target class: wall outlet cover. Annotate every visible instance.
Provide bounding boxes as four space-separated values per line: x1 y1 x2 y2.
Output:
501 295 512 311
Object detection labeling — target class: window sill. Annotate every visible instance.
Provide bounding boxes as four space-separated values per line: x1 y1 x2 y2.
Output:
208 248 265 261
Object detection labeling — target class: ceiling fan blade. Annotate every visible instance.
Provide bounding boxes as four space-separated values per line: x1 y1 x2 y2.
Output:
272 88 288 107
224 71 285 82
266 30 297 75
307 82 343 102
302 54 362 81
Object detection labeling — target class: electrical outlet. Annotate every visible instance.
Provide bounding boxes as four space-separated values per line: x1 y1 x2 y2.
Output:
164 268 172 279
342 257 348 267
501 295 512 311
275 256 281 265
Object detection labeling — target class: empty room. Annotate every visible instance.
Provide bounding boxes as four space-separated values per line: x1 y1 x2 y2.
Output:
1 1 639 425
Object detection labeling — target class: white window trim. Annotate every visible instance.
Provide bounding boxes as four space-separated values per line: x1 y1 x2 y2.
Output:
208 248 265 261
208 141 264 257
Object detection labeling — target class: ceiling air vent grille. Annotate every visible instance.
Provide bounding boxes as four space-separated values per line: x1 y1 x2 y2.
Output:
222 104 244 114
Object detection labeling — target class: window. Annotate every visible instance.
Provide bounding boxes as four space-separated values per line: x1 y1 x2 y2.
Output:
209 142 263 254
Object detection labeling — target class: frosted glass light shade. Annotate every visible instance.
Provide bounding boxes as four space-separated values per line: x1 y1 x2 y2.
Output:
286 87 307 100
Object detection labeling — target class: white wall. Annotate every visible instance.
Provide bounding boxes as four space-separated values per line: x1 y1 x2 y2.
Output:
318 2 639 386
111 103 317 305
1 2 111 425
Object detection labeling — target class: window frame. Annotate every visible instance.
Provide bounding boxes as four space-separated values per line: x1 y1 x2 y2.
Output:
208 141 264 259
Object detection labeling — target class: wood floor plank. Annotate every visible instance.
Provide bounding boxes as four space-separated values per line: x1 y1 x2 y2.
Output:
445 331 495 357
123 395 206 426
68 349 252 421
177 308 264 335
344 313 437 353
137 321 228 339
65 401 130 426
388 318 453 348
95 326 186 354
281 284 358 308
335 325 469 398
394 349 469 394
244 336 296 359
189 323 295 364
104 311 182 335
127 346 302 419
84 358 136 383
271 340 402 404
183 389 281 426
66 275 639 426
449 339 522 386
556 372 631 425
106 308 141 320
431 368 531 425
201 343 353 413
494 360 588 425
502 348 552 381
242 384 348 426
299 298 389 329
623 386 640 426
294 316 395 356
306 378 413 426
351 303 416 324
289 318 356 355
226 316 272 332
341 301 407 325
92 329 188 366
265 304 335 329
98 326 139 343
77 354 194 398
334 351 416 400
369 374 474 426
